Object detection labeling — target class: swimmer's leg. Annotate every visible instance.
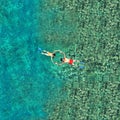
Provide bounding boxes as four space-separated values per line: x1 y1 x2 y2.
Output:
42 50 48 53
76 60 80 62
41 52 48 56
41 50 50 56
73 60 79 63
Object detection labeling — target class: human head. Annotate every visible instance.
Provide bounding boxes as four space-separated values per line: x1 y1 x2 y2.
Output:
60 58 64 62
52 53 56 58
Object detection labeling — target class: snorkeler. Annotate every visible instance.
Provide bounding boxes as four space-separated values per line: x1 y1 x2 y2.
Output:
38 48 84 69
60 57 79 65
38 48 56 58
41 50 56 58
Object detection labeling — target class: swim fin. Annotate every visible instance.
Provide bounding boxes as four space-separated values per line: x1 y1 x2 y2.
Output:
38 47 42 52
79 62 85 69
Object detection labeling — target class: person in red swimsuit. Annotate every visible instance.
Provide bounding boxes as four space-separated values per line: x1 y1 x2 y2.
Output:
60 57 79 65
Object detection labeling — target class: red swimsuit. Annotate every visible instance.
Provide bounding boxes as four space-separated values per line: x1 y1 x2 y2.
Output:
69 59 74 65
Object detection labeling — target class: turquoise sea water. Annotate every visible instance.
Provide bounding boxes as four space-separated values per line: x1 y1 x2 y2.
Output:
0 0 64 119
0 0 120 120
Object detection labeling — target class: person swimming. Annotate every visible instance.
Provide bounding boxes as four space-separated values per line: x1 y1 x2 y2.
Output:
60 57 79 65
38 48 85 68
38 48 56 58
60 57 85 69
41 50 56 58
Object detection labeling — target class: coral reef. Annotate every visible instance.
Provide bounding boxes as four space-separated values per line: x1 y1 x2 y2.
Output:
43 0 120 119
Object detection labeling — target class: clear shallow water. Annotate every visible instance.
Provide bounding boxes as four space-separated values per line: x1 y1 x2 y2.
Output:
0 0 120 120
0 0 64 119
